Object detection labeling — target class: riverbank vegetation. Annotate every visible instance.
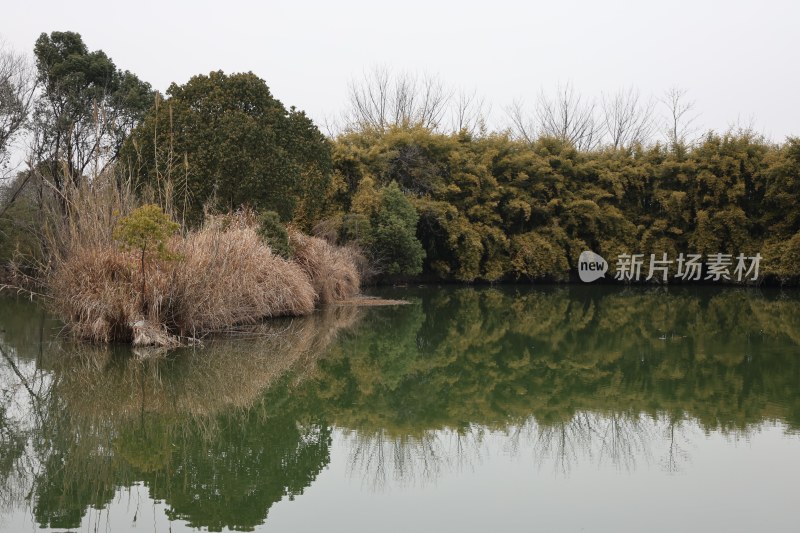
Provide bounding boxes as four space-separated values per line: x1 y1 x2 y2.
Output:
2 31 800 345
42 178 360 345
324 124 800 284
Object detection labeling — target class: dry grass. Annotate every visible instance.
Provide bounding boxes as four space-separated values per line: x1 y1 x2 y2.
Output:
43 176 361 345
167 226 316 335
290 230 362 304
51 247 142 343
51 225 319 344
46 175 143 343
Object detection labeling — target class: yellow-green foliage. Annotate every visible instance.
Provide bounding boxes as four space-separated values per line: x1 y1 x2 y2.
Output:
326 129 800 284
510 232 569 281
113 204 180 260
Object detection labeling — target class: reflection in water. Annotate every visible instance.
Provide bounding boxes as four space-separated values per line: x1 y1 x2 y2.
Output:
1 287 799 530
341 427 490 490
342 413 693 489
0 303 360 530
523 412 675 474
316 287 800 487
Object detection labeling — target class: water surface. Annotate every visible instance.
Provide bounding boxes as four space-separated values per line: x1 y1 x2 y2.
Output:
1 286 799 532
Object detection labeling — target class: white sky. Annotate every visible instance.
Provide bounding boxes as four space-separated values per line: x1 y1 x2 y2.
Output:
3 0 799 140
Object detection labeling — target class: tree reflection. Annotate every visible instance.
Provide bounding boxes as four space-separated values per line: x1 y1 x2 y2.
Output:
528 413 598 475
662 414 691 473
0 302 360 530
0 287 799 528
343 425 487 490
316 286 800 481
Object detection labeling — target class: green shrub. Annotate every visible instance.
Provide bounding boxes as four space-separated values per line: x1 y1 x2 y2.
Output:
256 211 291 259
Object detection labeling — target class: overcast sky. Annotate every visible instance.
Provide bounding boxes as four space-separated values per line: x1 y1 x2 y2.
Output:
3 0 799 140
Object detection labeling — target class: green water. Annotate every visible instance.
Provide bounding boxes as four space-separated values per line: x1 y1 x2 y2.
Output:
1 286 799 532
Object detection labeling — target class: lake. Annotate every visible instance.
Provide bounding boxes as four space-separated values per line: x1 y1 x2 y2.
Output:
1 286 799 532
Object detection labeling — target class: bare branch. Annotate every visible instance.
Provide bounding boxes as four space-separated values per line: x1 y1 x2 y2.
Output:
506 98 536 143
661 86 700 147
536 82 600 150
451 89 489 136
601 87 656 149
342 67 452 133
0 41 37 176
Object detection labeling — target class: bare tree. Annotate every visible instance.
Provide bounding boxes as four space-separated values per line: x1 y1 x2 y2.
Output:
662 86 699 147
508 83 601 150
343 67 451 133
0 42 37 177
725 114 766 140
450 89 489 136
537 83 600 150
662 414 690 473
344 428 452 489
601 87 656 149
507 98 537 143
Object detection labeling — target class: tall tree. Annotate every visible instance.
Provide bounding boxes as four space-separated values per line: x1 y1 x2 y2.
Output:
32 31 153 190
0 42 36 176
124 71 332 226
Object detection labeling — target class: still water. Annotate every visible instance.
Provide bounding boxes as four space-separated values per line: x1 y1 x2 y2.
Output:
1 286 799 532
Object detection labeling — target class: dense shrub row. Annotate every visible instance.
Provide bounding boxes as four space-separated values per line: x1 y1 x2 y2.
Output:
323 129 800 284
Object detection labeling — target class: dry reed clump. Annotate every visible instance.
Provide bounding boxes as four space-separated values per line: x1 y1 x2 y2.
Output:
44 177 361 346
167 225 316 335
51 247 140 343
51 225 318 345
51 245 179 345
289 230 362 304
